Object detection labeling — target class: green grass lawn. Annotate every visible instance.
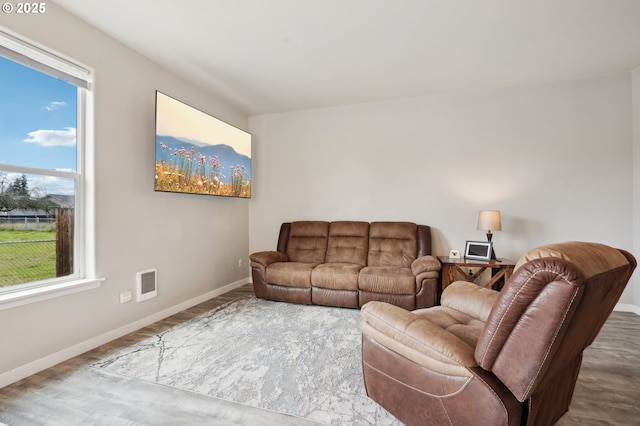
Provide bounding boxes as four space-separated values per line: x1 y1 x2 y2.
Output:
0 229 56 287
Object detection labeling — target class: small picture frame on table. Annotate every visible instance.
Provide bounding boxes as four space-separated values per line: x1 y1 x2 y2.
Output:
464 240 493 261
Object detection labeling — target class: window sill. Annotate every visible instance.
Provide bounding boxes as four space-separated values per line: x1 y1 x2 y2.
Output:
0 277 105 311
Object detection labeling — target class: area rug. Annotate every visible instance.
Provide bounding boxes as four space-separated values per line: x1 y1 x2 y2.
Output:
92 296 401 425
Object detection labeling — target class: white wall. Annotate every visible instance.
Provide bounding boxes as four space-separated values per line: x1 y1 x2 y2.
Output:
249 73 636 306
0 4 250 379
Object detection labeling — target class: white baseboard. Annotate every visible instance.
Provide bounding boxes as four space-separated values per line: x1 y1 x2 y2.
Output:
0 277 250 389
614 303 640 315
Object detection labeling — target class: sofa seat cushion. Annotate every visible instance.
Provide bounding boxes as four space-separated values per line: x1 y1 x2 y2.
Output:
311 263 362 291
265 262 318 288
359 266 416 295
412 306 486 349
361 301 476 375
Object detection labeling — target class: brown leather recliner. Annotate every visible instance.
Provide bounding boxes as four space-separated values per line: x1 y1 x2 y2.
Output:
361 241 636 426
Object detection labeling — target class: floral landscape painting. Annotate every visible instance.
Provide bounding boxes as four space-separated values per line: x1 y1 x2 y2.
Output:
154 91 251 198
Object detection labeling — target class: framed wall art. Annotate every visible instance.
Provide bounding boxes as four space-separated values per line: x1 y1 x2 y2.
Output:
154 91 252 198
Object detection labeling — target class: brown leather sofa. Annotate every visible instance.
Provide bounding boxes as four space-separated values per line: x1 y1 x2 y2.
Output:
250 221 441 309
361 241 636 426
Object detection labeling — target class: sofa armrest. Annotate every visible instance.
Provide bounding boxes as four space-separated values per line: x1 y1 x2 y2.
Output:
441 281 500 322
411 255 441 278
361 301 476 376
250 251 288 268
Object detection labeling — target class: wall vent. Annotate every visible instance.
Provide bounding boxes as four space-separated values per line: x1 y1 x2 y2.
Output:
136 268 157 302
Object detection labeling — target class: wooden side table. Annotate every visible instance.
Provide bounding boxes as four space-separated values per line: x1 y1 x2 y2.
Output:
438 256 516 293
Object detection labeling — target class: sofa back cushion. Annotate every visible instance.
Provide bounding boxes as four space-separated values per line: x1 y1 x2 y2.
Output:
286 221 330 263
325 221 370 266
367 222 417 268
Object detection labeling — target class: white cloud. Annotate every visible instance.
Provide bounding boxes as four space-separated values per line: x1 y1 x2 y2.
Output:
45 101 66 111
30 175 75 196
23 127 76 147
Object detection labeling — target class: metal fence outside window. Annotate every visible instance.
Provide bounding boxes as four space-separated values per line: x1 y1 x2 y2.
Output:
0 217 57 287
0 216 55 231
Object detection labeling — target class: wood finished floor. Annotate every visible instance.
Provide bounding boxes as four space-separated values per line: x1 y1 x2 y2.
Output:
0 284 638 425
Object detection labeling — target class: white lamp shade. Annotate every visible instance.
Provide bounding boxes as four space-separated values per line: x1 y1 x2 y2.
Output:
477 210 502 232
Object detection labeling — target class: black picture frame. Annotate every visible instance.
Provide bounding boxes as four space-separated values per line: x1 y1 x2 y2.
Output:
464 240 493 261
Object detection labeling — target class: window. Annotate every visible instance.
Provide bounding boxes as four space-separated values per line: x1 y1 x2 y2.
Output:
0 29 101 309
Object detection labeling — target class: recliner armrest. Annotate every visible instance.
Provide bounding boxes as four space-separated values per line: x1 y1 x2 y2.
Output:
411 255 441 277
249 251 288 268
361 301 477 376
441 281 500 322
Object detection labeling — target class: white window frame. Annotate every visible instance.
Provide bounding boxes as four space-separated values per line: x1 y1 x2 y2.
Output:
0 28 103 311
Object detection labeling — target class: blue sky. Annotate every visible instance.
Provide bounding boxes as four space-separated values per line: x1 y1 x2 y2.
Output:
0 55 77 195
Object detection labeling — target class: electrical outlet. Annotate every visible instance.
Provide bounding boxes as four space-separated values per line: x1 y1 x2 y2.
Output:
119 290 132 303
238 258 243 268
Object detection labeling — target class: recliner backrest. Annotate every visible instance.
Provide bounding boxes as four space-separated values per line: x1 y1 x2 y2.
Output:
284 221 330 263
367 222 418 268
474 242 636 402
325 221 370 266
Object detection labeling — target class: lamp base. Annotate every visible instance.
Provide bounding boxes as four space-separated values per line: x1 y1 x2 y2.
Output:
486 232 497 260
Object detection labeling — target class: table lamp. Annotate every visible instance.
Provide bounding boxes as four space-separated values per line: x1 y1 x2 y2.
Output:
477 210 502 259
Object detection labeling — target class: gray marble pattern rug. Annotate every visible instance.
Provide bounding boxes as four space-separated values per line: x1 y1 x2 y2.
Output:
93 296 400 425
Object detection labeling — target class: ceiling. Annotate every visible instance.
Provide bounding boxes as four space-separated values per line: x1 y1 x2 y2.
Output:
52 0 640 116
